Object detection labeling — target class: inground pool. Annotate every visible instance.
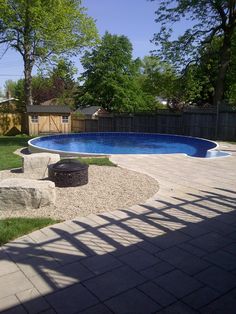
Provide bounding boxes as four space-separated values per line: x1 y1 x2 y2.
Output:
28 132 227 158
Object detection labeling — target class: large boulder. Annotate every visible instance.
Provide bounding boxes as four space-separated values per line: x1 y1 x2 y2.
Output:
0 178 56 210
23 153 60 179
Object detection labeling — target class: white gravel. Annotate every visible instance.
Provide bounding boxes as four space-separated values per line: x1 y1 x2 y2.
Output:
0 165 159 220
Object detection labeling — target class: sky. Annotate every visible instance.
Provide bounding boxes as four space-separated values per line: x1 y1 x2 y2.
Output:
0 0 188 91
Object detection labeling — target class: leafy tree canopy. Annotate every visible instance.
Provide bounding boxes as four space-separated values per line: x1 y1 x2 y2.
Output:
4 58 78 109
151 0 236 105
77 32 156 113
0 0 99 106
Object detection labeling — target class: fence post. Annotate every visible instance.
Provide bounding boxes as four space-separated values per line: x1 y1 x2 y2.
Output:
215 101 220 139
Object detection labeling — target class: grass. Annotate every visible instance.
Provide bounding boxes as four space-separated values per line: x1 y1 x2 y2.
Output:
0 217 60 245
78 157 116 167
0 135 32 170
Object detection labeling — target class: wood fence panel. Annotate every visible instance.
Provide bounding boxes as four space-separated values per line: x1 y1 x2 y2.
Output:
182 112 216 139
114 116 133 132
71 115 85 132
0 113 22 135
70 110 236 141
98 117 114 132
218 112 236 140
85 119 98 132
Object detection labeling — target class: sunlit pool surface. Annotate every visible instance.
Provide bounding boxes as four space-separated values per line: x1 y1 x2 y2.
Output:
28 132 229 158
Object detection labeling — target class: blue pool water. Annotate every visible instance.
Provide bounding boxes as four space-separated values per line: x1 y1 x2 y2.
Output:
28 132 223 158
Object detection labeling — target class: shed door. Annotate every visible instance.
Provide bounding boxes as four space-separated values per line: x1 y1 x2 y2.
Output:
49 115 61 133
39 116 50 133
38 115 61 133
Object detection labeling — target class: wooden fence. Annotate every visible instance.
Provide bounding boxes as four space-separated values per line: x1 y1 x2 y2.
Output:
0 113 24 135
71 109 236 141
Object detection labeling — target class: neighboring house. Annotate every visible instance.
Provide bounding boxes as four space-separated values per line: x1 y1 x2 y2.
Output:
0 97 19 112
76 106 109 119
41 98 75 107
40 98 60 106
27 105 72 135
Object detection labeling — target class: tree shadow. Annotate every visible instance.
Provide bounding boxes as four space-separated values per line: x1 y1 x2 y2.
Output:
1 187 236 313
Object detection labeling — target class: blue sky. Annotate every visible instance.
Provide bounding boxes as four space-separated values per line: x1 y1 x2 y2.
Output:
0 0 189 91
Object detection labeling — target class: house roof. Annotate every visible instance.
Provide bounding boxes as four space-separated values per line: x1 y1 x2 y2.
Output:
0 97 18 104
41 98 59 106
26 105 71 114
76 106 102 115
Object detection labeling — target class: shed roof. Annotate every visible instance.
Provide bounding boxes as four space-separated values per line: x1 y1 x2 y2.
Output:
27 105 71 114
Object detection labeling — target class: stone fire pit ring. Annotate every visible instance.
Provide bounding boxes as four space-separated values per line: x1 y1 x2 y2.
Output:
48 159 89 187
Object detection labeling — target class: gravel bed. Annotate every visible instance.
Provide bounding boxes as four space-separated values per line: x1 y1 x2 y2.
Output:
0 166 159 220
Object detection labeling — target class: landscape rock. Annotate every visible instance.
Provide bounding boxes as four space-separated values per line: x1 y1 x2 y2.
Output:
0 178 56 210
23 153 60 179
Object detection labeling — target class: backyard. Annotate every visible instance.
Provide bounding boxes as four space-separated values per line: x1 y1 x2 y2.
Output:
0 138 236 313
0 0 236 312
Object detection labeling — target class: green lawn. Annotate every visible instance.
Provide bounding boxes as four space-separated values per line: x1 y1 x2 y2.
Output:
0 217 60 245
78 157 116 167
0 135 32 171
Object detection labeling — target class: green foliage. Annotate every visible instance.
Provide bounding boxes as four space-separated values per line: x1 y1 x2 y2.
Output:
0 218 59 245
0 0 99 106
140 56 178 102
180 35 236 105
151 0 236 105
0 0 99 61
77 32 156 113
4 58 79 108
152 0 227 69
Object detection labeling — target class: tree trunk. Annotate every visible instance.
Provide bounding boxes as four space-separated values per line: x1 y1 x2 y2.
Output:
24 57 33 106
213 32 233 107
23 0 33 107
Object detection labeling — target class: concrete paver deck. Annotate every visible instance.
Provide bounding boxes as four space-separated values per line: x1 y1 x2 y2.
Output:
0 143 236 313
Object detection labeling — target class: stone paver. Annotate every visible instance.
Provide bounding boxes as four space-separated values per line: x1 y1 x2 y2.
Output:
138 281 177 307
0 271 33 299
16 288 50 313
105 288 161 313
182 286 220 310
154 269 203 298
195 266 236 293
118 248 159 271
84 266 145 301
157 246 210 275
45 283 99 314
0 144 236 313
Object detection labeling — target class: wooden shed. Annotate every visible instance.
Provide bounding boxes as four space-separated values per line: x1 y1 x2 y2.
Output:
27 105 72 136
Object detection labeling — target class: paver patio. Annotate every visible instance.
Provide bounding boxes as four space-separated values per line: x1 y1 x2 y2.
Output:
0 142 236 313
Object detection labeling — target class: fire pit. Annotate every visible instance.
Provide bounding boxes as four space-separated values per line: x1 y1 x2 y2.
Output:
48 159 89 187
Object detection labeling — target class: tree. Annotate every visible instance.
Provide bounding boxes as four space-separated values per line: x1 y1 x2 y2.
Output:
33 59 78 106
140 56 178 102
77 32 156 113
0 0 98 106
151 0 236 106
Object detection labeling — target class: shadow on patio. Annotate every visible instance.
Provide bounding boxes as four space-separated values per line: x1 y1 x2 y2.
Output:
1 186 236 313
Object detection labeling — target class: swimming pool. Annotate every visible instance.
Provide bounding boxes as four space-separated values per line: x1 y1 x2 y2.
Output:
28 132 227 158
